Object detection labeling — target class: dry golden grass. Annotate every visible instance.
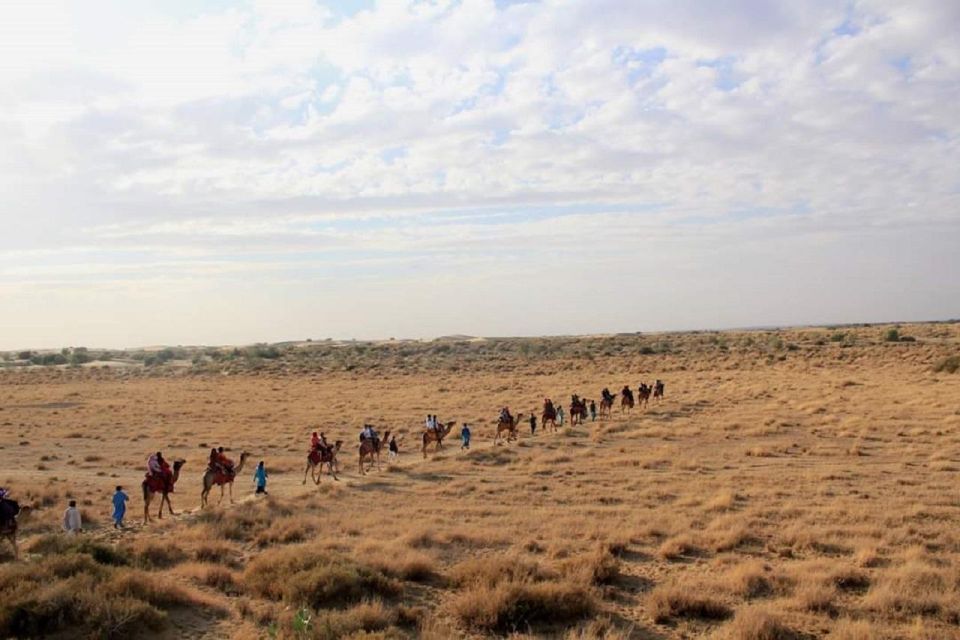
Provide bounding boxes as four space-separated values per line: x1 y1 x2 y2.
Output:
1 322 960 637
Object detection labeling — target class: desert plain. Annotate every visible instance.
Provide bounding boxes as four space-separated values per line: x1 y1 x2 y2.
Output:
1 323 959 639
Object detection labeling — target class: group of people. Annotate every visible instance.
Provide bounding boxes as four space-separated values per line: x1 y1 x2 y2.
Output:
2 381 668 544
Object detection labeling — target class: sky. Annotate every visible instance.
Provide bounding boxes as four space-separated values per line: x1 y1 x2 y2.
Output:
1 0 958 349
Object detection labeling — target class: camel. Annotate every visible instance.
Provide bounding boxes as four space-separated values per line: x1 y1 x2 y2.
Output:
542 400 558 433
599 395 614 419
570 398 588 425
142 459 185 523
303 440 343 484
201 452 249 508
495 413 524 444
422 421 456 458
638 384 651 408
0 498 25 560
359 429 391 475
620 389 635 413
653 380 665 401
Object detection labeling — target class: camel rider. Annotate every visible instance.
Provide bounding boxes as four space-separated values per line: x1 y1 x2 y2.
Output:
499 407 511 423
216 447 235 477
602 388 612 402
311 431 321 451
362 424 377 443
208 448 221 473
148 452 173 491
316 432 331 454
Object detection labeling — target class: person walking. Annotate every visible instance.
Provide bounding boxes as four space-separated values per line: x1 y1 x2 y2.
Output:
63 500 82 535
556 404 565 426
529 413 537 435
253 461 268 495
388 435 399 458
112 486 128 529
589 400 597 422
460 423 471 450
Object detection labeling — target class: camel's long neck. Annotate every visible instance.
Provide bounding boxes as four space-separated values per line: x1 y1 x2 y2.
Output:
172 465 181 484
235 457 247 475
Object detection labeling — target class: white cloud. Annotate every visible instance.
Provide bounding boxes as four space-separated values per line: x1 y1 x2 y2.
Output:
0 0 958 348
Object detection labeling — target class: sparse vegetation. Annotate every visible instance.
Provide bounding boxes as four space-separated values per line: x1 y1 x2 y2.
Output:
2 322 960 638
933 355 959 373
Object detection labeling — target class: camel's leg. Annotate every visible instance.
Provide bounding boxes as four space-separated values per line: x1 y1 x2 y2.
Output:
329 462 338 481
303 463 310 485
163 493 176 516
11 534 17 561
376 452 381 472
143 496 150 524
217 485 225 505
157 495 164 519
228 482 234 504
359 454 365 475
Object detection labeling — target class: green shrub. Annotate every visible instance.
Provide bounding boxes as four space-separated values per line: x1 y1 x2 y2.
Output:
884 328 900 342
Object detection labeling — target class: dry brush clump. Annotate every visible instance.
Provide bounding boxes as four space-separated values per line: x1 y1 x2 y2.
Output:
862 561 960 622
647 582 732 623
448 553 597 633
243 543 402 609
0 538 223 639
716 606 798 640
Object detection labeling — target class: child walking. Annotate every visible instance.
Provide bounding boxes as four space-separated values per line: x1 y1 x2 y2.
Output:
460 423 471 450
63 500 82 535
112 486 128 529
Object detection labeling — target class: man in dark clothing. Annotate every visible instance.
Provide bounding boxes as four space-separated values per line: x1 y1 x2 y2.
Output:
529 413 537 435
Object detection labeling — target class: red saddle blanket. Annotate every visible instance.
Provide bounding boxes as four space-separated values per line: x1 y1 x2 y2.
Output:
207 468 235 484
143 473 173 493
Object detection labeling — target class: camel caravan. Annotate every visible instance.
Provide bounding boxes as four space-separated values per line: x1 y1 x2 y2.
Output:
0 380 665 552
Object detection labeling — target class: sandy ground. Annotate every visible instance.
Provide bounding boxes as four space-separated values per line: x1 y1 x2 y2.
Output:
1 324 959 638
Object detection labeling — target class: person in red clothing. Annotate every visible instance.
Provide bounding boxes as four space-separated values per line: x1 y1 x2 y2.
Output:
216 446 234 477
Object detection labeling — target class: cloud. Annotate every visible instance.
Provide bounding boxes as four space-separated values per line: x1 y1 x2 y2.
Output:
0 0 958 347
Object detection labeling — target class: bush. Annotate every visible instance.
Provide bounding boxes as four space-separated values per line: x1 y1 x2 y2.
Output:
26 535 130 567
647 584 732 623
450 580 595 633
243 545 401 608
884 328 900 342
128 540 187 569
933 356 960 374
721 606 797 639
0 549 216 639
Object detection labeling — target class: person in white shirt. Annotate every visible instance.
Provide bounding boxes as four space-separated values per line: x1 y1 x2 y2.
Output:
63 500 82 535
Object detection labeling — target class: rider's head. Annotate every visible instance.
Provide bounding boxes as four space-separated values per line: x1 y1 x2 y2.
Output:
156 451 163 460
